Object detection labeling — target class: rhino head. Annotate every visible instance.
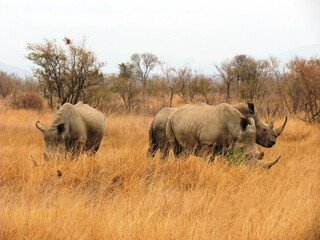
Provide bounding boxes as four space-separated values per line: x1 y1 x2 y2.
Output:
234 117 279 169
255 116 287 148
36 121 69 158
234 117 264 160
234 103 287 148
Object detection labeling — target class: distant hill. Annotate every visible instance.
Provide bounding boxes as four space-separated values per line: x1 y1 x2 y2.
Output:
276 44 320 63
0 62 32 78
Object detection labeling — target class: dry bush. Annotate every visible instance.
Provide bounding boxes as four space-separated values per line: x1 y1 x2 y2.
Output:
5 92 43 110
21 92 43 109
1 107 320 240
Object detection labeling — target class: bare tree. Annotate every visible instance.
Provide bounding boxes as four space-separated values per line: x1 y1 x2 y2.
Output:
109 63 139 110
215 60 235 103
26 37 105 105
175 63 193 102
130 53 159 99
286 57 320 122
232 54 250 99
0 71 21 98
160 62 177 107
195 74 215 104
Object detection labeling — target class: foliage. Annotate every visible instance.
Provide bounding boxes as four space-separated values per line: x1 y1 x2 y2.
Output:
0 71 22 98
225 149 246 165
2 47 319 122
130 52 159 97
26 37 105 105
6 92 43 110
285 57 320 123
108 63 140 110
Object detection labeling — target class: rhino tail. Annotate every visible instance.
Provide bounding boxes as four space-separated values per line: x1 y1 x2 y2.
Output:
147 118 158 158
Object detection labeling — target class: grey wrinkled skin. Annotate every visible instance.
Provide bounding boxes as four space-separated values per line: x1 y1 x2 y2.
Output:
147 107 177 159
165 103 279 168
233 103 287 148
147 102 287 158
36 101 105 158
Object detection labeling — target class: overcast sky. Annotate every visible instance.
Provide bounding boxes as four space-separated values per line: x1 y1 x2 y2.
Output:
1 0 319 75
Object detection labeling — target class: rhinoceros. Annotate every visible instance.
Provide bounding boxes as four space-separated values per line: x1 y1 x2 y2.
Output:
36 101 105 157
233 103 287 148
147 107 177 159
166 103 279 168
147 102 287 158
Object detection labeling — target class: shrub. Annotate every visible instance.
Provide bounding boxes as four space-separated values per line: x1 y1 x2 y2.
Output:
225 149 246 165
5 92 43 110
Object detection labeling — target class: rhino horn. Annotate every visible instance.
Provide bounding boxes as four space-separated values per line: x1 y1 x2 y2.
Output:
257 155 281 169
275 116 287 136
257 152 264 160
36 121 46 133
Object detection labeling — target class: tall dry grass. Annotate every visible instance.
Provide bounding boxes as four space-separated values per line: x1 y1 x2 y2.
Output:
1 105 320 240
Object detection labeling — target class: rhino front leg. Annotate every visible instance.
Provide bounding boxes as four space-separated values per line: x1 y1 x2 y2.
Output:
196 144 215 162
71 141 86 156
147 141 158 158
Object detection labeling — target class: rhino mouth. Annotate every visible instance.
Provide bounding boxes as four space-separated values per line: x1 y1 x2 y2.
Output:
267 140 276 148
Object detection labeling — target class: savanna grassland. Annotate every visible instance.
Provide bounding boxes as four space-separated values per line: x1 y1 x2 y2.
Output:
1 105 320 240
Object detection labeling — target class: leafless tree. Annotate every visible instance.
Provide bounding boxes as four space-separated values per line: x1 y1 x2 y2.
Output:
109 63 140 110
195 74 215 104
26 37 105 105
215 60 235 103
174 63 193 102
160 62 177 107
0 71 21 98
130 53 159 99
286 57 320 122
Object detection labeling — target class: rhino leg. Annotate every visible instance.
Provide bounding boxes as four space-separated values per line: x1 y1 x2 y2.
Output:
173 142 184 158
147 146 158 158
87 144 100 156
94 144 100 153
147 135 159 157
159 142 170 160
147 119 159 158
72 141 86 155
196 144 215 162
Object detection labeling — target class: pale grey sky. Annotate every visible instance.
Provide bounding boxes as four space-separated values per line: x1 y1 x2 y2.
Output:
1 0 319 75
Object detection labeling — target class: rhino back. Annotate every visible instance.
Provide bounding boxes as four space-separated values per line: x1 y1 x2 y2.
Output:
74 102 105 147
168 105 211 149
233 103 254 117
169 103 243 150
153 108 176 142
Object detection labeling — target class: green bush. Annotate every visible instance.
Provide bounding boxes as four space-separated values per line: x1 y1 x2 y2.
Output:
225 149 246 165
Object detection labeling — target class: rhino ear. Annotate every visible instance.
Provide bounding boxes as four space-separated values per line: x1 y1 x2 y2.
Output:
240 117 250 130
247 102 255 113
268 121 274 129
57 123 65 134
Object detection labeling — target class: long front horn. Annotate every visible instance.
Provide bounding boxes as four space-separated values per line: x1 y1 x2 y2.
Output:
256 155 281 169
36 121 46 133
275 116 287 136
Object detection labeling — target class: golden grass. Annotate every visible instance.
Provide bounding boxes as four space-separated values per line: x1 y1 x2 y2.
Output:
1 106 320 240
